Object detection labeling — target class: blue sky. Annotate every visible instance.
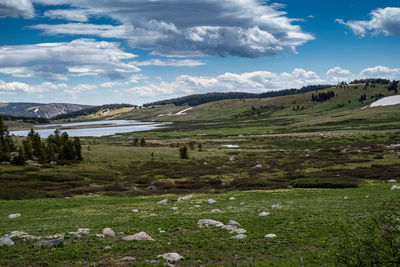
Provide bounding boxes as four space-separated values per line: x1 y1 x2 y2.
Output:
0 0 399 105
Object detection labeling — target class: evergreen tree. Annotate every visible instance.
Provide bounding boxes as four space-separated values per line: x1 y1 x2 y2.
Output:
12 148 25 166
179 146 189 159
73 137 83 160
133 137 139 146
140 137 146 147
22 139 33 159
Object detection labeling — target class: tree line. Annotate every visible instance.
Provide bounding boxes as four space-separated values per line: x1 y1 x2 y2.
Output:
311 91 335 102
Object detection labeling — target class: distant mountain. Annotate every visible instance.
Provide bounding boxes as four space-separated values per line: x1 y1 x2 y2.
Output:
52 104 135 120
0 102 91 119
143 85 333 107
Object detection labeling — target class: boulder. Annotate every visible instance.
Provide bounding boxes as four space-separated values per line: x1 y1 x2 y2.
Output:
96 234 105 238
229 197 235 201
231 234 247 240
158 199 168 204
391 185 400 190
253 164 262 168
271 204 281 209
197 219 224 228
0 237 14 246
6 231 40 240
34 239 66 248
211 209 221 213
119 256 135 261
69 228 90 237
171 207 178 211
158 253 183 262
388 179 397 183
227 220 240 227
265 234 277 238
102 228 115 238
7 213 21 219
122 232 155 241
258 212 270 217
177 195 193 202
132 209 139 213
207 198 216 204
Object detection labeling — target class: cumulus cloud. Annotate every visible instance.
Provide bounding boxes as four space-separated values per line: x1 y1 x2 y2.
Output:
336 7 400 37
0 0 34 18
0 80 67 93
63 84 96 99
0 39 139 81
326 67 356 83
134 59 205 67
359 66 400 79
30 0 314 58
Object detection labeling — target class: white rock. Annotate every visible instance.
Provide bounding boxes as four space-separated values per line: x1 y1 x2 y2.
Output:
239 202 245 205
6 231 40 240
102 228 115 238
104 246 112 250
194 205 201 208
7 213 21 219
208 198 216 204
195 201 203 204
158 199 168 204
265 234 277 238
177 195 193 202
229 156 235 161
171 207 179 211
211 209 221 213
45 233 64 239
231 234 247 240
150 213 156 216
227 206 234 209
158 252 183 262
120 256 135 261
258 212 270 217
388 179 397 183
159 230 166 233
253 164 263 168
96 234 105 238
236 228 247 234
69 228 90 237
0 237 14 246
227 220 240 227
344 196 349 199
198 219 224 228
222 225 237 232
229 197 235 201
271 204 281 209
122 232 155 241
391 185 400 190
132 209 139 213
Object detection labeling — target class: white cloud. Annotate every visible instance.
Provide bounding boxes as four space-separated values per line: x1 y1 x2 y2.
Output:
0 80 67 93
0 39 140 81
359 66 400 79
0 0 34 18
134 59 205 67
30 0 314 58
337 7 400 37
326 67 356 83
63 84 96 99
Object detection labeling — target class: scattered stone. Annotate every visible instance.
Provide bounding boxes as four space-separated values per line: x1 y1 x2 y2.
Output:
147 260 161 264
119 256 135 261
231 234 247 240
150 213 156 216
158 199 168 204
103 246 112 250
7 213 21 219
253 164 262 168
391 185 400 190
171 207 178 211
102 228 115 238
365 195 369 198
69 228 90 237
146 185 157 190
118 232 125 235
34 239 66 248
227 206 234 209
264 234 277 238
132 209 139 213
211 209 221 213
227 220 240 227
344 196 349 199
158 253 183 262
194 205 201 208
96 234 105 238
229 155 235 161
271 204 281 209
236 228 247 234
258 212 270 217
122 232 155 241
229 197 235 201
237 209 244 213
159 230 166 233
177 195 193 202
313 132 325 137
49 161 57 165
195 201 203 204
6 231 40 240
198 219 224 228
239 202 245 205
222 225 237 232
0 237 14 246
45 234 64 239
388 179 397 183
208 198 216 204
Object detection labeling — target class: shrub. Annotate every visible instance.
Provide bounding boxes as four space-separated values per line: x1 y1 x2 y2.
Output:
290 178 359 188
179 146 189 159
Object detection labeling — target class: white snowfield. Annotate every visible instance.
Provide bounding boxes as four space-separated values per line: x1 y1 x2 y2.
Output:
157 107 193 117
370 95 400 107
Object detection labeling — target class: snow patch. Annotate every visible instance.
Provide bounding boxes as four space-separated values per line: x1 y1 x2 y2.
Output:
370 95 400 108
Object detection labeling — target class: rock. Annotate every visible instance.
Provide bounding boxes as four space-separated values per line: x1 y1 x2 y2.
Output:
388 179 397 183
146 185 157 190
253 164 262 168
227 220 240 227
258 212 270 217
239 202 245 205
122 232 155 241
231 234 247 240
0 237 14 246
49 161 57 165
8 213 21 219
195 201 203 204
132 209 139 213
171 207 178 211
198 219 224 228
391 185 400 190
236 228 247 234
34 239 66 248
211 209 221 213
103 246 112 250
45 233 64 239
158 252 183 262
69 228 90 237
150 213 156 216
6 231 40 240
147 260 161 264
194 205 201 208
264 234 277 238
222 225 237 232
158 199 168 204
159 230 166 233
227 206 234 209
102 228 115 238
96 234 105 238
119 256 135 261
271 204 281 209
229 197 235 201
177 195 193 202
229 156 235 161
313 132 325 137
207 198 216 204
344 196 349 199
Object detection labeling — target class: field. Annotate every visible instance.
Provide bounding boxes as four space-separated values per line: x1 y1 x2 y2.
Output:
1 81 400 265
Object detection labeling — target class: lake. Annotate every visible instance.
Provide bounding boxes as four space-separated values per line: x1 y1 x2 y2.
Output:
11 120 167 138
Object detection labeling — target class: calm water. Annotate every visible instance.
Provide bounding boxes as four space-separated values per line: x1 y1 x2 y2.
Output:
11 120 167 137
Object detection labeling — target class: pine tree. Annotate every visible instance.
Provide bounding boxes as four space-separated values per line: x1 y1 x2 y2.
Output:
22 139 33 159
12 148 25 166
133 137 139 146
140 137 146 147
73 137 83 160
179 146 189 159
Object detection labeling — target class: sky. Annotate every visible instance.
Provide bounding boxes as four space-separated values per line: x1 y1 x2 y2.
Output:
0 0 399 105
